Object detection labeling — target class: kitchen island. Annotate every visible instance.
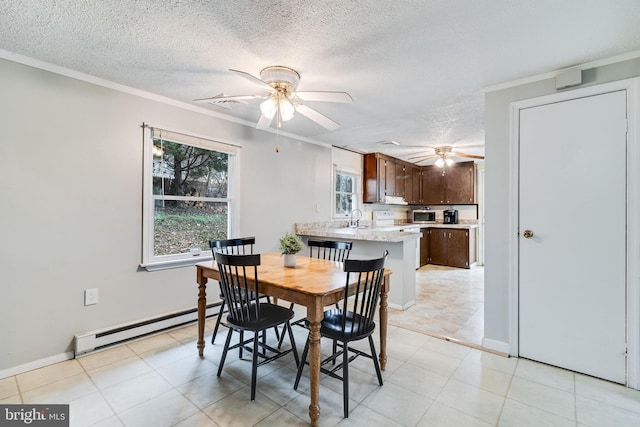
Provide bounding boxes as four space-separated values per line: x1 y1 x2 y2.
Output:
295 222 420 310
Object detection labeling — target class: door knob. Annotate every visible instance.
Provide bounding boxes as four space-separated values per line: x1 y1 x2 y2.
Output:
523 230 534 239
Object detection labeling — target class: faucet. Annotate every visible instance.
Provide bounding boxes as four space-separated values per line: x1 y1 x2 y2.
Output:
350 209 363 227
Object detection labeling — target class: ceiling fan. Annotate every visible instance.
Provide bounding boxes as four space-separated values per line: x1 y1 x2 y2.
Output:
194 66 353 131
407 145 484 167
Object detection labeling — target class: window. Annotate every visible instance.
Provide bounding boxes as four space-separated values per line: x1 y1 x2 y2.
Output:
334 168 360 218
141 125 239 270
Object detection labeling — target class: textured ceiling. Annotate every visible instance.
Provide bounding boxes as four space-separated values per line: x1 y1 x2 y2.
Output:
1 0 640 164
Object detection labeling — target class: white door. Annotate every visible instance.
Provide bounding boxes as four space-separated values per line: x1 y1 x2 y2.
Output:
519 90 627 383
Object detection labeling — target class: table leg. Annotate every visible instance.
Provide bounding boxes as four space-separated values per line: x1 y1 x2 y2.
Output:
196 269 207 358
307 306 322 426
378 274 389 370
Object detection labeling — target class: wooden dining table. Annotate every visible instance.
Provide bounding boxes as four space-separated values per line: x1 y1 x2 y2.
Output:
195 252 391 426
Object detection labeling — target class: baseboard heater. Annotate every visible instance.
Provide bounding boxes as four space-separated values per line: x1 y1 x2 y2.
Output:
74 302 221 356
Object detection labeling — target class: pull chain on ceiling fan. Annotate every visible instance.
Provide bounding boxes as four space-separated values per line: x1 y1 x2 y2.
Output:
194 66 353 131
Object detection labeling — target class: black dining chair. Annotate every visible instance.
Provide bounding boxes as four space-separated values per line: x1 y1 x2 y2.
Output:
308 239 353 262
214 252 299 401
277 240 352 348
298 239 352 315
293 250 388 418
209 237 278 345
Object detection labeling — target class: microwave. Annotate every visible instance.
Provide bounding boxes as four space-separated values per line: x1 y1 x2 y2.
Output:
413 210 436 224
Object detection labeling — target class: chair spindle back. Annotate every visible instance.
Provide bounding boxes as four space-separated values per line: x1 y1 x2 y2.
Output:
341 250 388 336
213 252 262 322
209 237 255 256
308 240 352 262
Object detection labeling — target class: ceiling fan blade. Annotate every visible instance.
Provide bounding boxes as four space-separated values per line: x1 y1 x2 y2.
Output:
452 152 485 159
296 104 340 130
194 94 261 110
229 69 273 91
194 93 261 103
453 143 485 148
408 153 435 160
256 113 273 130
295 91 353 103
408 154 436 162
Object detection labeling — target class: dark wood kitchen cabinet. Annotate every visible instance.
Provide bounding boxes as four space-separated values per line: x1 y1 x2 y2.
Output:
364 153 475 205
422 161 475 204
364 153 391 203
363 153 384 203
420 227 430 266
421 165 446 205
363 153 415 203
393 161 404 198
446 162 475 204
427 227 476 269
405 165 421 205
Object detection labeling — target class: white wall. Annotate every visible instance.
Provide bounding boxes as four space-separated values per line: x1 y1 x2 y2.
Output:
0 58 332 372
483 57 640 349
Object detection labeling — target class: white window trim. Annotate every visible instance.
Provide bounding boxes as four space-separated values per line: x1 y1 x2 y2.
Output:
140 124 240 271
332 165 361 220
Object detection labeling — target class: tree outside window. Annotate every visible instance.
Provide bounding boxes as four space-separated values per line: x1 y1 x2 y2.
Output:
152 140 229 256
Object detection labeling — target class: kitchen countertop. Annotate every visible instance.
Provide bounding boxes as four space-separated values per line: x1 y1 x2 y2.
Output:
295 222 421 243
295 221 478 243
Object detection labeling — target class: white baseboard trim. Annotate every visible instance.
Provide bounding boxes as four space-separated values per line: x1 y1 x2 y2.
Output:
0 351 74 380
388 300 415 311
482 337 511 355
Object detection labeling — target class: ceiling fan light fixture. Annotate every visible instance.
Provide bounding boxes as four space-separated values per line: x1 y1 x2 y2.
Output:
260 97 277 119
445 157 454 166
279 98 295 121
435 158 445 168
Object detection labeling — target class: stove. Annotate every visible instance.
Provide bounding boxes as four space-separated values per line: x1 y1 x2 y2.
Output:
372 211 395 227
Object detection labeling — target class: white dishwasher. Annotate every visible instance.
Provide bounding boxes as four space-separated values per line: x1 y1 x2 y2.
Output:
372 211 421 269
401 225 421 269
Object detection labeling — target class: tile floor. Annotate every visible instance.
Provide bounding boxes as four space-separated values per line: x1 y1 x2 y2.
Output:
388 264 485 347
2 315 640 426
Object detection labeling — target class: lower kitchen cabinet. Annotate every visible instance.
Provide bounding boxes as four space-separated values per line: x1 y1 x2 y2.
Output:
420 228 430 266
427 227 476 269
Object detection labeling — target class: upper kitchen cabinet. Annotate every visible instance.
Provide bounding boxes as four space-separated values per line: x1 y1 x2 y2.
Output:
421 165 445 204
422 161 475 204
364 153 413 203
364 152 384 203
364 153 475 205
405 164 421 205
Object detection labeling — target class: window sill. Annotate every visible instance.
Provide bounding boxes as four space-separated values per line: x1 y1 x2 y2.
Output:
140 254 213 272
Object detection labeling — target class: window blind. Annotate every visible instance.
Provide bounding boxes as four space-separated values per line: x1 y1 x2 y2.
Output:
145 124 239 155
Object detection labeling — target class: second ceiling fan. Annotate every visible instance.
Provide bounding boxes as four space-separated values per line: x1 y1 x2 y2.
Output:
408 145 485 167
194 66 353 130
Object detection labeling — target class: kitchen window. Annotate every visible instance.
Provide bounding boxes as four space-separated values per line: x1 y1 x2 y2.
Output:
141 124 239 270
334 167 360 219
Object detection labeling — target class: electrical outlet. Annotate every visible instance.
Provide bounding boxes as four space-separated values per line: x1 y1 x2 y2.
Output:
84 288 99 306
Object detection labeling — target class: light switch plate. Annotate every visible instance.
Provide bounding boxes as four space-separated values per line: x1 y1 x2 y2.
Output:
84 288 98 306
